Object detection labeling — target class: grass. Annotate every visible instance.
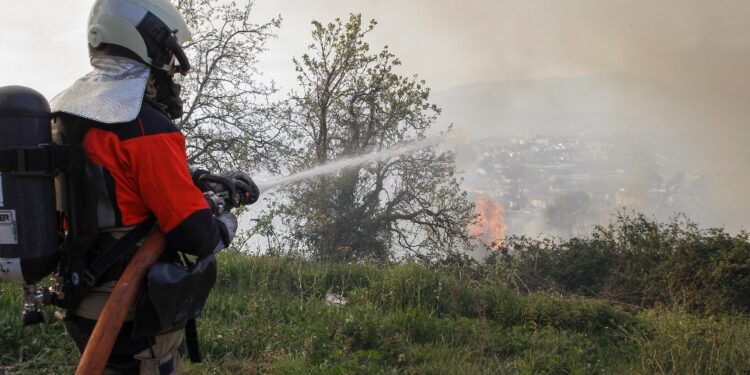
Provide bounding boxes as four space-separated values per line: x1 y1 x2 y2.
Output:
627 310 750 374
0 251 748 374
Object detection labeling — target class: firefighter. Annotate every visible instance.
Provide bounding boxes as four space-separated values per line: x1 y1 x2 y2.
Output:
48 0 258 373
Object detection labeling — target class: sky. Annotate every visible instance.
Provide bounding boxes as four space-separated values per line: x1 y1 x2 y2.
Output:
12 0 746 95
2 0 750 232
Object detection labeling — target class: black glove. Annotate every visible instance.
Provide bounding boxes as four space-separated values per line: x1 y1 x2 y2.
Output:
189 167 211 192
221 171 260 206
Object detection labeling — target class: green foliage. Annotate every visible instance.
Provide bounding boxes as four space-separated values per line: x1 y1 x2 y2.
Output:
0 284 77 374
175 0 287 173
192 254 641 374
488 212 750 314
629 310 750 374
257 14 476 262
1 249 748 374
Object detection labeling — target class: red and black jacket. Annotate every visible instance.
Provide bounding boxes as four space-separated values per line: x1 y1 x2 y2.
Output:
80 101 225 256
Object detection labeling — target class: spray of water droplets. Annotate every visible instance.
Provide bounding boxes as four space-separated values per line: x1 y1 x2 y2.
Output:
257 135 452 192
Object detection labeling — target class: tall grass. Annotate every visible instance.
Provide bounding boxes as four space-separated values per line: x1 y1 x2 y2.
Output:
0 252 747 374
0 283 77 374
629 310 750 374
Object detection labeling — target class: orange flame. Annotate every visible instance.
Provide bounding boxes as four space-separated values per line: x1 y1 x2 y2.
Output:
469 194 507 251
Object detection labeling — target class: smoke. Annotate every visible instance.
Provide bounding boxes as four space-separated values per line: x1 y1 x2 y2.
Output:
405 0 750 231
251 0 750 231
8 1 741 231
0 1 90 97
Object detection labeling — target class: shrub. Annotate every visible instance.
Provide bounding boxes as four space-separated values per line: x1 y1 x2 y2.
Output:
486 212 750 314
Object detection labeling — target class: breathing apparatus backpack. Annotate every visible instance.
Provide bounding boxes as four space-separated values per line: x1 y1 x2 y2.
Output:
0 86 217 362
0 85 112 322
0 86 64 321
0 85 169 323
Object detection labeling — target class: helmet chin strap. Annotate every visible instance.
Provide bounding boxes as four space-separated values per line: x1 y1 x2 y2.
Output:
135 12 191 75
164 33 191 75
149 31 191 76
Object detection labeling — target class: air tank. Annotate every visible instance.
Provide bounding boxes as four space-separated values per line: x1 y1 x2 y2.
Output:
0 86 60 285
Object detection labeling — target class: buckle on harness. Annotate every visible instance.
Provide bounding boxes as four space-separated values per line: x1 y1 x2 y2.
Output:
0 144 70 176
81 269 97 288
12 146 53 176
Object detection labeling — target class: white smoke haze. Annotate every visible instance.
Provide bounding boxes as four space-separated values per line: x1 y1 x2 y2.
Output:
412 0 750 233
254 0 750 232
2 0 749 233
0 1 90 96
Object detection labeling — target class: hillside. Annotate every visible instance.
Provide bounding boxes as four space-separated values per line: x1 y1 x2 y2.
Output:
1 246 748 374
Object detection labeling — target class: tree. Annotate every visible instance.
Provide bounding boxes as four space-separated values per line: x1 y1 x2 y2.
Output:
257 14 476 261
173 0 289 173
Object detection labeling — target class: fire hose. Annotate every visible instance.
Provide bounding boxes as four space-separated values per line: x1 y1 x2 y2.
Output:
75 230 166 375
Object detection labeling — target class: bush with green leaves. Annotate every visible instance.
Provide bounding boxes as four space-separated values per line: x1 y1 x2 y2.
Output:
486 212 750 314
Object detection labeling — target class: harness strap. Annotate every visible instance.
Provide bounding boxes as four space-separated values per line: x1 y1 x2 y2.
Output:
81 216 157 287
0 144 70 176
185 319 202 363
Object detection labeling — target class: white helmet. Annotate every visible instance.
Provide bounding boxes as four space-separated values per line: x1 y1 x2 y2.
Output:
87 0 191 74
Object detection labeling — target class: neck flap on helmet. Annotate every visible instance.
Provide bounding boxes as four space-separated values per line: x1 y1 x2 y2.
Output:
50 57 151 124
